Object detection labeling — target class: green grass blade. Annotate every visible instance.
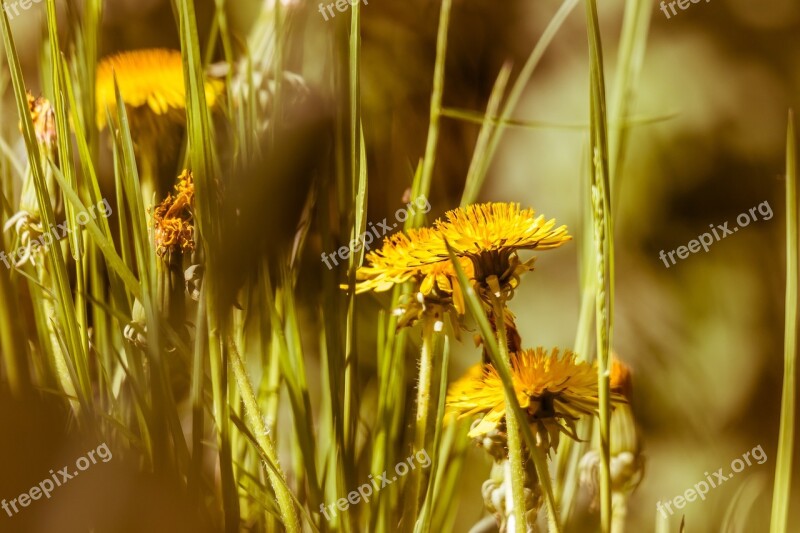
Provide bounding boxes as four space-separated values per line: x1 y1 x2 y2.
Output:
584 0 614 528
770 110 798 533
229 340 302 533
460 63 511 206
48 163 141 298
469 0 579 188
0 242 30 395
415 0 452 219
0 2 90 415
609 0 652 200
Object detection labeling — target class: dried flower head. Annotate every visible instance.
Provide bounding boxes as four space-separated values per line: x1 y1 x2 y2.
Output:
23 92 56 146
153 170 195 258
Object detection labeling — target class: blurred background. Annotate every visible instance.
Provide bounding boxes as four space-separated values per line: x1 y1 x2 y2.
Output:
1 0 799 531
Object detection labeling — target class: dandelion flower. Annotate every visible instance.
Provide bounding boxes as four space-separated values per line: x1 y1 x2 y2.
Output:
350 227 472 318
96 49 223 206
434 202 570 288
96 48 223 131
153 170 195 258
447 347 618 448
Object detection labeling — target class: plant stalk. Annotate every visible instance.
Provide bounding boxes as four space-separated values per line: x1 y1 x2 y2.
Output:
491 294 527 533
409 316 438 527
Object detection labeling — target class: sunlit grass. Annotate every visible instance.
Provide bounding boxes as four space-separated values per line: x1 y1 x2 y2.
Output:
0 1 795 532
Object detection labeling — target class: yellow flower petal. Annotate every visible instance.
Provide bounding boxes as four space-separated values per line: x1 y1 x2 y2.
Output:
96 48 223 130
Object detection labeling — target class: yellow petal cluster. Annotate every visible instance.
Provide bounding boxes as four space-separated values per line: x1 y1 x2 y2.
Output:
96 48 223 130
350 202 570 310
434 202 571 257
446 348 616 439
352 227 472 313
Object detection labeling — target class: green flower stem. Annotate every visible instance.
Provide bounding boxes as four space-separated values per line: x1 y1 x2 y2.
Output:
408 315 440 529
230 342 301 533
505 393 528 533
611 492 627 533
490 293 526 533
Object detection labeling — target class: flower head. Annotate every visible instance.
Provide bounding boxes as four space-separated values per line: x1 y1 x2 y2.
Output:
447 348 618 448
434 202 570 290
23 92 56 146
152 170 195 258
96 48 223 131
350 227 472 319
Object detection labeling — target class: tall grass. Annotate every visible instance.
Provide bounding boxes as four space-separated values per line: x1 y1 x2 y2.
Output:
0 1 795 532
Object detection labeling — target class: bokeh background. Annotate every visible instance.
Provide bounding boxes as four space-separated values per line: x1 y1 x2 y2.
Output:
2 0 799 531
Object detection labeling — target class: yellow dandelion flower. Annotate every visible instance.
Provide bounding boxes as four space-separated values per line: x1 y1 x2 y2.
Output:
96 48 223 131
350 227 472 314
447 348 620 446
153 170 195 258
434 202 571 286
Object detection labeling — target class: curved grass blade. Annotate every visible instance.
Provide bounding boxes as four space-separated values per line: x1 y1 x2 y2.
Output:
770 110 797 533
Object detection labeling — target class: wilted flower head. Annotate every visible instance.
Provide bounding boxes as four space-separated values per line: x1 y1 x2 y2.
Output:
447 348 620 449
96 48 223 132
153 170 195 258
23 92 56 146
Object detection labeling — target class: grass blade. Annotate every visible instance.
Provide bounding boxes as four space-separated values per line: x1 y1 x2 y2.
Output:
770 110 798 533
